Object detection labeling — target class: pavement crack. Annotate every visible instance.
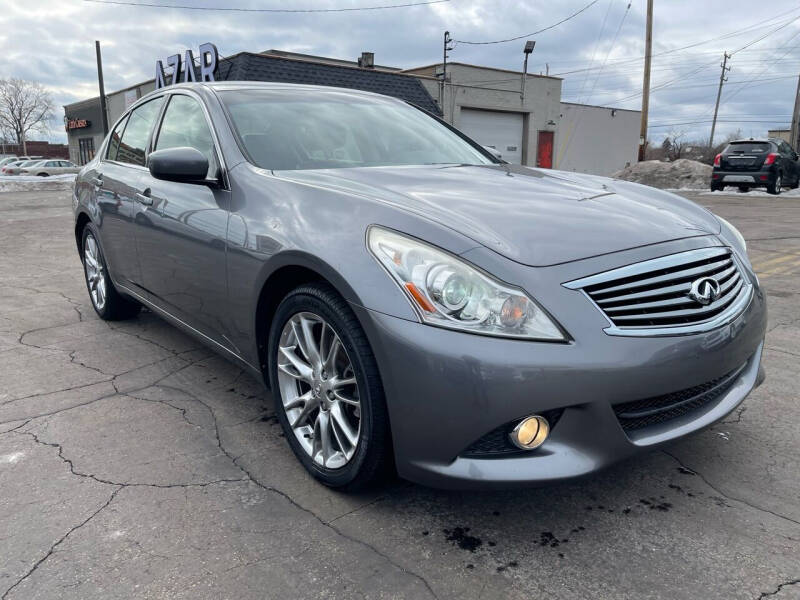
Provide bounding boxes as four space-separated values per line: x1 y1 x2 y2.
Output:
1 486 123 600
152 383 439 599
663 451 800 527
757 578 800 599
13 429 246 489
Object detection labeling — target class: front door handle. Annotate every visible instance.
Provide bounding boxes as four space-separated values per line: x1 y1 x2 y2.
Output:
135 191 154 206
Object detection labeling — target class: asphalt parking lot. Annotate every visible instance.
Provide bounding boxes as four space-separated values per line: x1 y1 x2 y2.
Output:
1 187 798 600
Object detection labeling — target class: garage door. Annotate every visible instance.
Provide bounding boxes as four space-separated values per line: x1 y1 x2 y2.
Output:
458 108 524 164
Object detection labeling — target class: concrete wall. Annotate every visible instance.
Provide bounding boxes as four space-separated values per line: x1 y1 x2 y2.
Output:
555 102 640 175
406 63 562 167
768 129 791 144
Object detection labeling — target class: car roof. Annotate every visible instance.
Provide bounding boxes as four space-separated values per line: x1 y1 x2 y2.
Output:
141 81 400 104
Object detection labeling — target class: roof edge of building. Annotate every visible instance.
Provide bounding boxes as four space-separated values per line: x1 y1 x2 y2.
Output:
402 62 562 80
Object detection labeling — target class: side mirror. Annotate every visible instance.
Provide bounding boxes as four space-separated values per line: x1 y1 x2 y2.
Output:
148 147 209 183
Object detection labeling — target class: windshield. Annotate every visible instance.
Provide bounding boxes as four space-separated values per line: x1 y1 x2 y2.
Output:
724 142 770 154
220 89 494 171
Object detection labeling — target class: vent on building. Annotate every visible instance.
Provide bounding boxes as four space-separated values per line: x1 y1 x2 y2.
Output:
358 52 375 69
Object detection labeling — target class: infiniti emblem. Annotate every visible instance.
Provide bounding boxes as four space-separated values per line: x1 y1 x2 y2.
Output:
688 276 721 305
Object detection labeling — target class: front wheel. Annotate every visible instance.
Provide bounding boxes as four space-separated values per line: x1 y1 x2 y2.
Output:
268 283 390 490
81 225 141 320
37 173 49 177
767 173 782 195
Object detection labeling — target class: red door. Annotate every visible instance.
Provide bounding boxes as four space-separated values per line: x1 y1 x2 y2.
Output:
536 130 554 168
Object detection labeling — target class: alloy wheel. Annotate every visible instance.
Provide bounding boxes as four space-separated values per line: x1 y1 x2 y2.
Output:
276 311 361 469
84 233 107 311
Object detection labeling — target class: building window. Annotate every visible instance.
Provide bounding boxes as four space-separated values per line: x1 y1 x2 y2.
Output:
78 138 95 165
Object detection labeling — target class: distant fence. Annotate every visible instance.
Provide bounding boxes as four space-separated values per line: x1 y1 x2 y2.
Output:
0 141 69 159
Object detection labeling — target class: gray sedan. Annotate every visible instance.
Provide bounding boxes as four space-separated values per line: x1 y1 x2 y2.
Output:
72 82 766 490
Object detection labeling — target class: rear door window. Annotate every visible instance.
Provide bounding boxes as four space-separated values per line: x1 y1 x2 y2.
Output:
117 97 165 167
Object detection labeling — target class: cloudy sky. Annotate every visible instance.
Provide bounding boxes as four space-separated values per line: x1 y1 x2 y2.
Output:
2 0 799 145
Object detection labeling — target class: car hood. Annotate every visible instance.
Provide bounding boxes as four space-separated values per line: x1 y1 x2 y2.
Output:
275 164 721 266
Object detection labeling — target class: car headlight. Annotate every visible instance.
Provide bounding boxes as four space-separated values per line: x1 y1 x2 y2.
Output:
367 226 566 341
716 216 751 268
717 216 746 254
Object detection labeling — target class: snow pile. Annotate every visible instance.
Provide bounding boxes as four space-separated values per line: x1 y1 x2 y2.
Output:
0 174 76 193
613 159 712 190
701 188 800 198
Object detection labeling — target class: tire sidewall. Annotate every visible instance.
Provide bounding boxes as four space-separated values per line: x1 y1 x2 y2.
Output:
81 224 110 319
267 288 381 488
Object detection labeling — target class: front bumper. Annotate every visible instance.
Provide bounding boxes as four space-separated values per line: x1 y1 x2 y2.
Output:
353 240 767 490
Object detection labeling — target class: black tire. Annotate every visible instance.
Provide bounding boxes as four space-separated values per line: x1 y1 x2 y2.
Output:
738 186 750 193
710 183 723 192
81 224 141 320
267 282 390 491
767 173 782 195
37 173 48 177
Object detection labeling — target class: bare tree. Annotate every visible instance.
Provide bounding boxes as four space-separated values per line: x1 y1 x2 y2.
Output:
665 129 688 161
0 78 55 155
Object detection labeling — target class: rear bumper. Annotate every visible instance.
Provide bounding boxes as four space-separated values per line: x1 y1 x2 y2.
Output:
352 270 767 489
712 169 776 187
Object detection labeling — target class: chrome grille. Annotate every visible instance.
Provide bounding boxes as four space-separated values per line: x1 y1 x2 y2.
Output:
565 247 753 336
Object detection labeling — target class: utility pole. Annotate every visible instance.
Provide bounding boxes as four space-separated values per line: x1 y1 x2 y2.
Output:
441 31 453 120
95 40 109 137
790 73 800 150
638 0 653 162
709 52 731 149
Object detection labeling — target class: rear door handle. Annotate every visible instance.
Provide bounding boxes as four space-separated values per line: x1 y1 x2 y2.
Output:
135 191 153 206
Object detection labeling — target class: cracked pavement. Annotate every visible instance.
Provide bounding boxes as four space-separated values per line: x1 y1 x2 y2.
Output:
0 189 798 599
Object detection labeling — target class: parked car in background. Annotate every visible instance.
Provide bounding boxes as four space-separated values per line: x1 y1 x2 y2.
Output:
1 159 46 176
73 82 766 491
20 159 79 177
0 159 24 174
711 138 800 194
0 156 19 168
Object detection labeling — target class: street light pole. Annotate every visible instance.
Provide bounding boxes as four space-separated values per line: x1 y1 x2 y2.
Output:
521 40 535 102
95 41 109 137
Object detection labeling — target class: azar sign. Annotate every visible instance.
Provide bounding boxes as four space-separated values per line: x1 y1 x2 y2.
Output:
155 42 219 89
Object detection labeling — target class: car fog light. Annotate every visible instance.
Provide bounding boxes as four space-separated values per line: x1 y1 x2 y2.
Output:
510 415 550 450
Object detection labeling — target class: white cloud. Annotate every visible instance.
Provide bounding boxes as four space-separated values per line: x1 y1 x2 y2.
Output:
1 0 798 145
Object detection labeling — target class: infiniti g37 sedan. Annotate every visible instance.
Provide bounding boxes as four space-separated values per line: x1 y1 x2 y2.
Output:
72 82 766 490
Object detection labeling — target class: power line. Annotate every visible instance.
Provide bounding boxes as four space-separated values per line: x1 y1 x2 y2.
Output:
551 6 800 76
82 0 450 11
650 119 791 128
453 0 600 45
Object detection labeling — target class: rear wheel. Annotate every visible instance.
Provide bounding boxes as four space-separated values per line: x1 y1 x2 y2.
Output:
767 173 782 195
268 283 390 490
710 182 723 192
37 173 48 177
81 225 141 320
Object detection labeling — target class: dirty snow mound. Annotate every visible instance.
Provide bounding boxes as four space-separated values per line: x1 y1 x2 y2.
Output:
613 159 712 190
0 174 75 193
